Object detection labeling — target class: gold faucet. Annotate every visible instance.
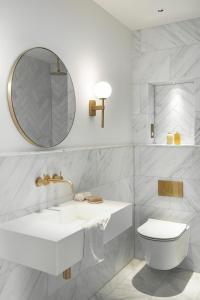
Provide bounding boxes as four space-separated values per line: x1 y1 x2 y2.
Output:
35 172 75 199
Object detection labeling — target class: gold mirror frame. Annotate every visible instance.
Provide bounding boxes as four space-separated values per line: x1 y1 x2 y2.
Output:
7 47 76 148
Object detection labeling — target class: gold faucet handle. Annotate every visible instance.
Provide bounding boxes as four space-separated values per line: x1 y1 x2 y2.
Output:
59 172 64 180
35 176 43 187
52 174 59 180
43 174 50 185
52 172 64 181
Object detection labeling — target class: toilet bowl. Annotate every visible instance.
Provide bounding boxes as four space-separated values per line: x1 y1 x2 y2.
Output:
137 219 190 270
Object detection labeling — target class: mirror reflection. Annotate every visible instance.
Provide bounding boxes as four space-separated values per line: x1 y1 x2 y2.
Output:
8 47 76 147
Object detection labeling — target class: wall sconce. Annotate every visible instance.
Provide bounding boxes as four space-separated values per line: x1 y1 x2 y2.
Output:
89 81 112 128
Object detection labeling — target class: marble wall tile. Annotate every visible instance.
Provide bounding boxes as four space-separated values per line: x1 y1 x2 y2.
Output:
184 180 200 213
195 112 200 144
132 30 141 56
140 84 150 114
135 202 196 228
0 265 47 300
47 279 76 300
132 84 141 114
141 18 200 53
195 80 200 144
171 148 200 179
46 149 97 193
132 18 200 146
134 146 140 176
134 145 200 179
135 175 200 214
47 266 77 297
132 17 200 275
134 176 156 206
96 147 134 186
48 228 134 300
154 82 195 144
170 44 200 81
132 114 149 144
75 228 134 300
132 84 154 115
187 213 200 246
195 79 200 111
0 145 134 300
90 176 134 204
0 149 97 218
0 156 47 217
134 145 200 274
132 50 170 83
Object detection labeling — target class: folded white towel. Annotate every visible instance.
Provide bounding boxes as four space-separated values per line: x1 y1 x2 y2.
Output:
80 214 110 271
74 192 92 201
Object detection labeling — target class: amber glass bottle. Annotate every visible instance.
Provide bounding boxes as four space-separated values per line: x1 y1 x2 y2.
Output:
174 132 181 145
167 133 173 145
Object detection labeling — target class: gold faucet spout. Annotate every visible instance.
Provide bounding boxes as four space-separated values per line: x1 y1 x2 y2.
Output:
48 178 75 198
35 173 75 199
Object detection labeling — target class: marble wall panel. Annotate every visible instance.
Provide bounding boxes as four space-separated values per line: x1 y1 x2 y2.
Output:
134 144 200 273
154 82 195 144
0 145 134 300
170 44 200 81
140 18 200 53
132 17 200 146
132 50 170 84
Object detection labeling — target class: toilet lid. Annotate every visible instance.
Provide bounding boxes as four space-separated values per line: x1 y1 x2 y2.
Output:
137 219 188 240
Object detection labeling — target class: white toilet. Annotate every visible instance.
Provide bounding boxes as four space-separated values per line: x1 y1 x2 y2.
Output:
137 219 190 270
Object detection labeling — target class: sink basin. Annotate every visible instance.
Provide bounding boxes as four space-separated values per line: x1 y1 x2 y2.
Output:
0 200 132 275
47 202 111 223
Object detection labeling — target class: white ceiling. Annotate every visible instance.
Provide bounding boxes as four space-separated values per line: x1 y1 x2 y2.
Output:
93 0 200 30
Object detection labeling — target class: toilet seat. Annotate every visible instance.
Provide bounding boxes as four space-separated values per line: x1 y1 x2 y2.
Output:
137 219 188 242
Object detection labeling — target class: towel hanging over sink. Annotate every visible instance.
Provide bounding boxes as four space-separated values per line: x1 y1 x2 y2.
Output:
80 214 110 271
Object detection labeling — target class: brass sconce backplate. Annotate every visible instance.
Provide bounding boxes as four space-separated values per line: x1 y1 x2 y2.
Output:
89 99 105 128
89 100 97 116
158 180 183 197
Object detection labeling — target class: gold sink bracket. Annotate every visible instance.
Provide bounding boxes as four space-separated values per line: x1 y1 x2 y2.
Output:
63 268 71 280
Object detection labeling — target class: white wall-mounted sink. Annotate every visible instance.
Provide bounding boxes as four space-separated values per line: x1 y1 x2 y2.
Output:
0 200 132 276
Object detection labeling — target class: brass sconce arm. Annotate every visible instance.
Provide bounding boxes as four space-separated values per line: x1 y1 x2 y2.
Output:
89 81 112 128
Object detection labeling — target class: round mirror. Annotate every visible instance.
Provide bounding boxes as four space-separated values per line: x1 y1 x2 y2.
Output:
8 47 76 147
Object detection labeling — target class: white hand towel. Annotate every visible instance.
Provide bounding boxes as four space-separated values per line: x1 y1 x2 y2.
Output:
74 192 92 201
80 214 110 271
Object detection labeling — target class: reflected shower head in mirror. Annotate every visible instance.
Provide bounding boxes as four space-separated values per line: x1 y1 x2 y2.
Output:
50 57 67 76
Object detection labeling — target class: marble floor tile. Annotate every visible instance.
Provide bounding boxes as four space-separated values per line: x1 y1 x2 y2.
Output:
99 260 145 297
94 259 200 300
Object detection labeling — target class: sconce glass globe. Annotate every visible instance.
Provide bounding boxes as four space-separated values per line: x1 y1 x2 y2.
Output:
94 81 112 99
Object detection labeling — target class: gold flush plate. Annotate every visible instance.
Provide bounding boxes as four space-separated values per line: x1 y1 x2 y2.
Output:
158 180 183 198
